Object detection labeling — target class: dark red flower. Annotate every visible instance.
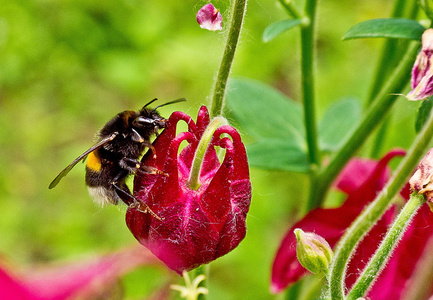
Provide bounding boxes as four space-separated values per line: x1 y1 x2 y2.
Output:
126 106 251 273
270 149 406 294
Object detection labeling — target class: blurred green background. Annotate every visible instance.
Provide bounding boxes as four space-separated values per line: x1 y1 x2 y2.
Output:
0 0 421 299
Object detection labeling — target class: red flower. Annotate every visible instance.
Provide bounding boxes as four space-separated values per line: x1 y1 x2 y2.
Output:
126 106 251 273
0 246 159 300
271 149 406 294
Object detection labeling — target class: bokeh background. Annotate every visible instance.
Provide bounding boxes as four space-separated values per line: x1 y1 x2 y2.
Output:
0 0 421 299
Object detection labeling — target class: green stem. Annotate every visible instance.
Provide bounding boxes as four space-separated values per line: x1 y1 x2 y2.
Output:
187 117 226 190
421 0 433 21
347 193 426 299
328 110 433 300
369 0 412 158
278 0 302 19
306 42 419 211
370 116 391 159
300 0 320 167
366 0 407 105
284 280 303 300
210 0 247 118
408 0 420 19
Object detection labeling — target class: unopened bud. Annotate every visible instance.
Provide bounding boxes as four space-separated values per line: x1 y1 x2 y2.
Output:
294 228 333 274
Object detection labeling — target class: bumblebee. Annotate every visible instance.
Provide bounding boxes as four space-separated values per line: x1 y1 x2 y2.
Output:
49 98 184 217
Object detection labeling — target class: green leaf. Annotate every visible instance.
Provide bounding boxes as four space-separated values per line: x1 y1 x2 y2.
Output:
415 97 433 132
343 18 425 41
246 140 310 172
262 19 302 43
226 78 308 172
319 98 362 152
226 78 305 143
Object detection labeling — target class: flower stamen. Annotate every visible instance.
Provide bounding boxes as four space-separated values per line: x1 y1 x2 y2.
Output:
170 270 209 300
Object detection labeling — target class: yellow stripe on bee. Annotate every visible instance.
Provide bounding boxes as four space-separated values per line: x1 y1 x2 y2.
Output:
87 151 102 172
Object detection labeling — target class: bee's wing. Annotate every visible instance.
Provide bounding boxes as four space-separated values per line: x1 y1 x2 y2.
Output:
48 132 118 189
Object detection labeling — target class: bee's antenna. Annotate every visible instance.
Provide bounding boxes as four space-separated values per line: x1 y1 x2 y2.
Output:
152 98 187 112
142 98 159 110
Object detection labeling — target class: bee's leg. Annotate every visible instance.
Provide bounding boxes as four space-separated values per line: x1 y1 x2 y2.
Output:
141 140 157 158
130 129 157 158
119 157 168 176
137 164 168 177
109 176 134 206
118 157 141 173
111 181 161 220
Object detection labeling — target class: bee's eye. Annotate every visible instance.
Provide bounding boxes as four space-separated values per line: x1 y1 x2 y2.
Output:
135 116 155 126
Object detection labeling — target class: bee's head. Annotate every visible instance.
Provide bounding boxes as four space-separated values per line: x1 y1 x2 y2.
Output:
134 98 186 130
133 108 166 130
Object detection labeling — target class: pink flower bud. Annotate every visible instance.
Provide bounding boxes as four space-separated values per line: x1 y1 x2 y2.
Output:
407 29 433 101
196 4 223 31
126 106 251 273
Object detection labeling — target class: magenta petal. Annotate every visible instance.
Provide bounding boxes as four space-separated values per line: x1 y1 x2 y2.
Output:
141 133 190 210
334 158 382 194
216 126 250 180
195 106 210 135
201 154 232 231
127 200 221 274
0 268 36 300
196 4 223 31
334 149 405 195
271 149 405 293
216 179 251 254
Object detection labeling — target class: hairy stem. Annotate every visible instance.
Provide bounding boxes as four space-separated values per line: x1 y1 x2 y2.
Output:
328 111 433 299
347 193 425 299
210 0 247 118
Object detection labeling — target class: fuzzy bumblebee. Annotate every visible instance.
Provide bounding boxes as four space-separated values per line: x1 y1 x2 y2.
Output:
49 98 185 217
